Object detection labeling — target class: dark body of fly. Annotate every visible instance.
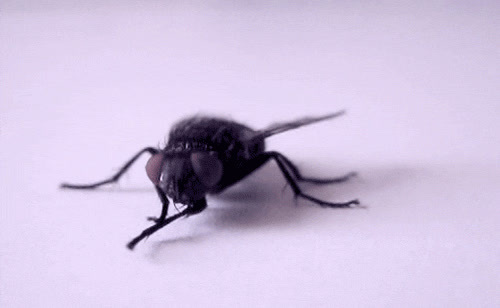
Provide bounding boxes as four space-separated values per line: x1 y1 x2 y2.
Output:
61 111 359 250
165 116 265 194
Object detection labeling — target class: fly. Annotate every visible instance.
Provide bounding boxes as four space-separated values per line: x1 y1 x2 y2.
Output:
61 110 359 250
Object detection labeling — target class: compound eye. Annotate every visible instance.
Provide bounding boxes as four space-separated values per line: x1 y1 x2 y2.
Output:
145 153 164 185
191 152 223 187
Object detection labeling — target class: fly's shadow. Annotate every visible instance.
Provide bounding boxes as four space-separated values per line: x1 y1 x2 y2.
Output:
208 162 325 228
147 161 365 260
146 163 421 262
205 162 419 229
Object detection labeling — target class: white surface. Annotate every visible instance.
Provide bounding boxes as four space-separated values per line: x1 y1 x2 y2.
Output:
1 1 499 307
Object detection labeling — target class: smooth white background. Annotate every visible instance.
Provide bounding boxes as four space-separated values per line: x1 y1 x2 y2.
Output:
1 1 499 307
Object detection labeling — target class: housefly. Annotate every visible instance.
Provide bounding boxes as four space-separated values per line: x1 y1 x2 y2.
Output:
61 111 359 249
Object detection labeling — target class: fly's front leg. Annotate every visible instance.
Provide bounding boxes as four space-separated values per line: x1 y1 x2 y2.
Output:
127 209 189 250
147 186 169 223
60 147 159 189
127 198 207 250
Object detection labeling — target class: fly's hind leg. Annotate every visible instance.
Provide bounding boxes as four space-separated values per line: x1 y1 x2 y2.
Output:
275 152 357 184
265 151 359 208
216 151 359 208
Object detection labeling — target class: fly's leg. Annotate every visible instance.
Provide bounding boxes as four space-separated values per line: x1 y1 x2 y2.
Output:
127 198 207 250
128 210 188 250
275 152 357 184
216 152 359 208
60 147 170 223
147 185 170 223
265 152 359 208
60 147 159 189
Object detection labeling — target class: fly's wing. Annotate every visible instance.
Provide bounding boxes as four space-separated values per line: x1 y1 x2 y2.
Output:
248 110 346 141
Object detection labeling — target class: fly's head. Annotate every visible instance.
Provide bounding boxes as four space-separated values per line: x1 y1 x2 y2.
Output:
145 151 223 204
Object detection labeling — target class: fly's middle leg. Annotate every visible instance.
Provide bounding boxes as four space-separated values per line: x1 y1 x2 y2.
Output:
60 147 159 189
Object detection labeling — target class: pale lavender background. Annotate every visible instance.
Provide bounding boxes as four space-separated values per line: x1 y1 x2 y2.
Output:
1 1 499 307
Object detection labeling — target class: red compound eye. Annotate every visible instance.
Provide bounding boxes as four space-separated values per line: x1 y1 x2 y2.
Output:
190 152 223 187
145 153 164 185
